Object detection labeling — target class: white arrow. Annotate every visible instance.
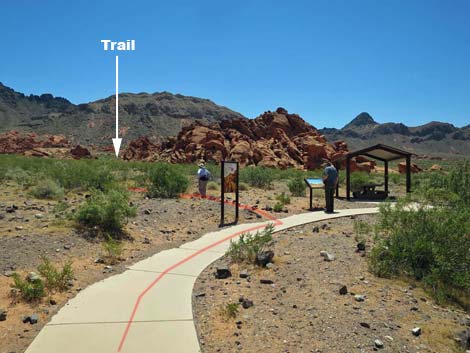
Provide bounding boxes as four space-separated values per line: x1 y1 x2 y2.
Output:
112 55 122 157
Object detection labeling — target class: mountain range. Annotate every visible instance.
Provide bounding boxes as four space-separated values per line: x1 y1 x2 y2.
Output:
1 83 469 158
319 112 470 158
0 82 243 145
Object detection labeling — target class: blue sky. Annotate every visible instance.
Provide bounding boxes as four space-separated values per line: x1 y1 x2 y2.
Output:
1 0 469 128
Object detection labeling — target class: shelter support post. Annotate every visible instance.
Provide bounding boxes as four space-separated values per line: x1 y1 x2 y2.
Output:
406 156 411 193
384 160 389 194
346 156 351 201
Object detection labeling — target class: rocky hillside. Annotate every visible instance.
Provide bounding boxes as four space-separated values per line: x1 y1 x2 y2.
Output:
0 83 244 145
320 112 470 158
122 108 375 171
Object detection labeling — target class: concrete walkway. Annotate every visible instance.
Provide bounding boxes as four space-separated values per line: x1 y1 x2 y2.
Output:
25 207 379 353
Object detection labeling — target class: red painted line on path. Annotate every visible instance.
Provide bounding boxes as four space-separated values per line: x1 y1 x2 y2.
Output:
117 193 282 351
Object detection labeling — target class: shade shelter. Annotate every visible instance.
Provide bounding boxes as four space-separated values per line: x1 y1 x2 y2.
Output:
337 144 413 201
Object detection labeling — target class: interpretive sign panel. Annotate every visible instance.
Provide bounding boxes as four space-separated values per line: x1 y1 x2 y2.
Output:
220 161 239 226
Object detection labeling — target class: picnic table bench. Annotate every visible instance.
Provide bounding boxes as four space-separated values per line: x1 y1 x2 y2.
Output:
352 182 389 200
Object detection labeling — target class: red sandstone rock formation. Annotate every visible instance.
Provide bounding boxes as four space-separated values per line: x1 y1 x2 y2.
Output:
122 108 369 171
398 162 422 174
0 131 70 155
70 145 91 159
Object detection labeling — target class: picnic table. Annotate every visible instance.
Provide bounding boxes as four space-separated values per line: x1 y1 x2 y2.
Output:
352 182 389 200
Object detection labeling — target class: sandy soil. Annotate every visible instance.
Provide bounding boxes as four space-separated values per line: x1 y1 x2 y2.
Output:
0 178 383 353
193 216 470 353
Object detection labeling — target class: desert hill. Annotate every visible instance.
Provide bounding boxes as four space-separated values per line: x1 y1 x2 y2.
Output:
0 83 243 145
319 112 470 158
1 83 469 159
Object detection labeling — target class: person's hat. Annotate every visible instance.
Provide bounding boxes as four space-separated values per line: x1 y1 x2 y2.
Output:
198 160 206 168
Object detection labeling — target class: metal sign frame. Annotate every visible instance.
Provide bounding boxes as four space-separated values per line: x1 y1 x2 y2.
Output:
304 177 324 211
220 161 239 226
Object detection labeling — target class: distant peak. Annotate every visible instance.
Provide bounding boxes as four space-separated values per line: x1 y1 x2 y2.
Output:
343 112 377 129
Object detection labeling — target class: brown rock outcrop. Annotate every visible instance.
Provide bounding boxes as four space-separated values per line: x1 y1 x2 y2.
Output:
122 108 363 170
70 145 91 159
0 131 70 155
398 162 422 174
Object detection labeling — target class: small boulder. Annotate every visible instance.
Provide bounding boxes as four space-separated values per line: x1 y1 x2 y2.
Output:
411 327 422 337
239 270 250 279
339 285 348 295
355 294 365 302
320 251 335 261
256 251 274 267
30 314 39 324
26 272 40 282
357 242 366 251
241 299 253 309
374 339 384 349
215 266 231 279
455 329 470 349
23 314 39 324
260 279 274 284
0 309 7 321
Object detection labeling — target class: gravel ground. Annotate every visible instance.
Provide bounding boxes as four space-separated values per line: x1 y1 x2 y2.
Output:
193 216 470 353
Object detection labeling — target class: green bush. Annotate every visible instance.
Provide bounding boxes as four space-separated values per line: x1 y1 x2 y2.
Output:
239 182 249 191
276 192 291 205
273 202 284 212
11 273 46 302
30 179 64 199
353 220 373 244
75 188 137 233
4 167 35 187
102 235 124 264
389 173 402 185
369 161 470 307
226 224 274 264
240 166 274 188
219 302 239 320
350 172 372 191
288 177 305 196
37 257 74 292
207 181 219 191
148 163 189 198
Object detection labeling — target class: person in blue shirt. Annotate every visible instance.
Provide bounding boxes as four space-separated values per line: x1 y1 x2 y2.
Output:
197 160 211 197
322 159 338 213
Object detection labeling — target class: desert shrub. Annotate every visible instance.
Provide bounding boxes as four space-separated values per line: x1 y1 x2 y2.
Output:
4 167 35 187
414 160 469 206
350 172 372 191
207 181 219 191
37 257 73 292
75 188 136 233
148 163 189 198
276 192 291 205
288 177 305 197
353 220 373 244
219 302 239 320
11 274 46 302
52 162 116 191
102 235 124 264
30 179 64 199
370 163 470 307
239 182 249 191
53 201 70 214
389 173 402 185
226 224 274 264
240 166 274 188
273 201 284 212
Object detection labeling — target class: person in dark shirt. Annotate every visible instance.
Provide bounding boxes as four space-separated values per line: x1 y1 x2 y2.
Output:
322 160 338 213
